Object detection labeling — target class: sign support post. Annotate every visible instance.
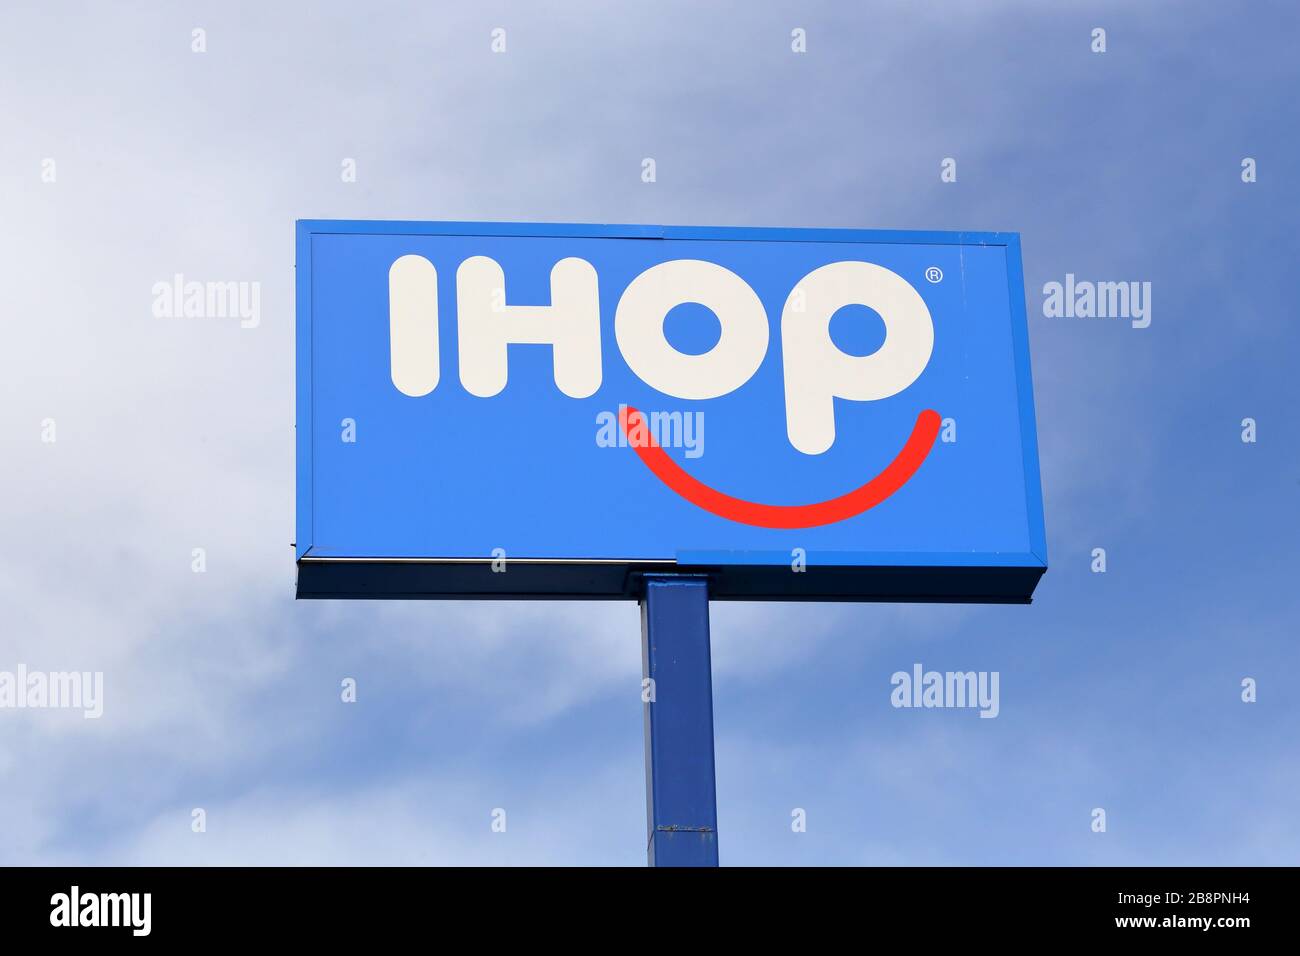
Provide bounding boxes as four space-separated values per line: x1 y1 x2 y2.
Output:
639 575 719 867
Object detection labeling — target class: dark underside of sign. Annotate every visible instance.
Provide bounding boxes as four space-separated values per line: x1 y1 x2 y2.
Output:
294 560 1046 603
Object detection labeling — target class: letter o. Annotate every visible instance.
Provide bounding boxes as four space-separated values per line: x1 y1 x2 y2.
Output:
615 259 769 398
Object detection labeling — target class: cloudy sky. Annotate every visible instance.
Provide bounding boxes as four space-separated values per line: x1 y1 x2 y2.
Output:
1 0 1296 865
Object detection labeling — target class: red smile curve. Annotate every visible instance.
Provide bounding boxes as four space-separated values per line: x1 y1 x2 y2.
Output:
619 406 941 529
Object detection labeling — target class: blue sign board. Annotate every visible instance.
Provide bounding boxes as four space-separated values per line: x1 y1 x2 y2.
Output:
295 221 1046 601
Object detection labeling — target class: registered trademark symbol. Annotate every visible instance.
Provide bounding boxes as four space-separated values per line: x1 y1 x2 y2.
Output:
925 266 943 284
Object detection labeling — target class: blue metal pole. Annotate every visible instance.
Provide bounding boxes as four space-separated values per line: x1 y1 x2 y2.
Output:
640 575 719 867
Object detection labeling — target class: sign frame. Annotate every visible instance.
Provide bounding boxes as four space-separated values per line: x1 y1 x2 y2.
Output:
294 219 1047 603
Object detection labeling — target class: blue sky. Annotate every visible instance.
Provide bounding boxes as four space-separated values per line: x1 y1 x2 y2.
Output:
0 0 1296 865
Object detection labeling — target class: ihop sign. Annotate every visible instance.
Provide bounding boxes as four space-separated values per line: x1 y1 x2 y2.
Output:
295 221 1046 601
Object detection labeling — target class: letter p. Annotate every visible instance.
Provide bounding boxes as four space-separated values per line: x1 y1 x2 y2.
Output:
781 261 934 454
